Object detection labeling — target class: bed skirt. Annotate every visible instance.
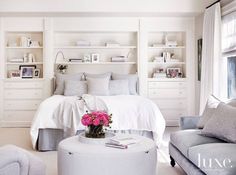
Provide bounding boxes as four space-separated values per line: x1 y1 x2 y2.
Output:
37 129 153 151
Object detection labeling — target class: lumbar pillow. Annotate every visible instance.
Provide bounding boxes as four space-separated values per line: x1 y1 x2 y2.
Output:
197 95 221 129
85 72 111 79
87 77 109 96
112 73 138 95
54 73 83 95
109 80 130 95
64 80 87 96
201 103 236 143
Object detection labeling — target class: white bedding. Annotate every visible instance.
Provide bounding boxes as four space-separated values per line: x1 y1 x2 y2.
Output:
30 95 165 149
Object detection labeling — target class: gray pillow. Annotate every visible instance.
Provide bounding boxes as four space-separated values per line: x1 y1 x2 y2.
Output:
201 103 236 143
109 80 130 95
85 72 111 79
54 73 83 95
197 95 221 129
87 77 109 96
112 73 138 95
64 80 87 96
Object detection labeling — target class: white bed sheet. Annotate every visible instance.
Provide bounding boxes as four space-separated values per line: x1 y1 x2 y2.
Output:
30 95 165 149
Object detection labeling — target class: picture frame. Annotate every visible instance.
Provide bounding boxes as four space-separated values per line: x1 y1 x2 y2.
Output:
198 38 202 81
19 65 36 78
91 53 100 63
34 69 40 78
83 54 91 63
9 70 21 79
166 68 181 78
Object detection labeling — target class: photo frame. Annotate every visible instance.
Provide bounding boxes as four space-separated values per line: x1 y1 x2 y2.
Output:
34 69 40 78
166 68 181 78
9 70 21 79
19 65 36 78
83 54 91 63
198 38 202 81
91 53 100 63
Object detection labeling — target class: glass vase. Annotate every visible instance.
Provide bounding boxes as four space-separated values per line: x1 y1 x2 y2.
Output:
85 125 105 138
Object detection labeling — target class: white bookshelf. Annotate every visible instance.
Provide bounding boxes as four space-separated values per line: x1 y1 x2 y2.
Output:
6 47 43 49
54 31 138 74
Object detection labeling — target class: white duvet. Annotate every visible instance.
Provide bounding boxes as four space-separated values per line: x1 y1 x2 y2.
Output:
30 95 165 149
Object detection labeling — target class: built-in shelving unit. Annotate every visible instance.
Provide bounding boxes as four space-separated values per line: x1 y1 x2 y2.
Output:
5 31 44 79
54 31 138 74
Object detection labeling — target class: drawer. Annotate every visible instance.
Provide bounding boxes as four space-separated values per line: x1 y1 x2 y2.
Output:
3 111 36 122
148 82 186 89
4 100 41 110
152 99 187 109
4 89 43 99
160 109 187 120
4 81 43 89
148 89 186 98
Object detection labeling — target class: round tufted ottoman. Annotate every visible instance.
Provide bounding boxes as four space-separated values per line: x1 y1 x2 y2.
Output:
58 134 157 175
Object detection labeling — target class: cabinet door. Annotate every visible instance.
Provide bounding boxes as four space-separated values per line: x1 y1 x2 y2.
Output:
3 111 36 122
4 81 43 89
148 82 186 89
4 100 41 110
152 99 187 109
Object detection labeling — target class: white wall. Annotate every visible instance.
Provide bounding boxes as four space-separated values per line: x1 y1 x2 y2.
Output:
0 0 214 14
195 14 204 114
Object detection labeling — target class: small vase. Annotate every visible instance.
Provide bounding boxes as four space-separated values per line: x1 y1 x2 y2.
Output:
85 125 105 138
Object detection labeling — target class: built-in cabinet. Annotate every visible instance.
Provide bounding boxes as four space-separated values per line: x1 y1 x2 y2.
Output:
0 17 195 127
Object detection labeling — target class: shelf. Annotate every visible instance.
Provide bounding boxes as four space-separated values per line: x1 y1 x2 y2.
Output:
148 78 187 82
54 46 137 49
6 47 43 49
6 62 43 65
148 46 185 49
148 62 185 65
4 78 44 82
55 62 136 65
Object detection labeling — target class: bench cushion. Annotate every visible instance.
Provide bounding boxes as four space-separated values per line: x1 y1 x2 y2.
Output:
170 130 224 157
189 143 236 175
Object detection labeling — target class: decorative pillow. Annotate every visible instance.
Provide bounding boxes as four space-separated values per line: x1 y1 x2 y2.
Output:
109 80 130 95
64 80 87 96
201 103 236 143
87 77 110 96
197 95 221 129
85 72 111 79
112 73 138 95
54 73 83 95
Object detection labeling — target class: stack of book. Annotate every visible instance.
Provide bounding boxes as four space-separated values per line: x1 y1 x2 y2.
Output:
105 137 140 149
105 42 120 47
111 56 127 62
9 58 24 63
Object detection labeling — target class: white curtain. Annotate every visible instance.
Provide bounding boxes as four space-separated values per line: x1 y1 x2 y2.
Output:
199 3 222 114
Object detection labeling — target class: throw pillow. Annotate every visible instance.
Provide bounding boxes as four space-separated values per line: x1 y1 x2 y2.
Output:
64 80 87 96
201 103 236 143
84 72 111 79
87 77 110 96
112 73 138 95
54 73 83 95
109 80 130 95
197 95 221 129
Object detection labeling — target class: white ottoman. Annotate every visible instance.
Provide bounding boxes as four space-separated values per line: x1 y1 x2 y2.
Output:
58 134 157 175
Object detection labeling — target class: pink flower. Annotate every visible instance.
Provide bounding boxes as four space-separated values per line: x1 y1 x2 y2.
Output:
93 118 100 126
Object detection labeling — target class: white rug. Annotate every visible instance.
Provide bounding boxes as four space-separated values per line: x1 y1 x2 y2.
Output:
0 127 185 175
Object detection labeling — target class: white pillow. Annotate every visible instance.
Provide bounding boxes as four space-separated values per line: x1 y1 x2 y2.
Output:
87 77 110 96
112 73 138 95
109 80 130 95
197 95 221 129
85 72 111 79
64 80 87 96
54 73 83 95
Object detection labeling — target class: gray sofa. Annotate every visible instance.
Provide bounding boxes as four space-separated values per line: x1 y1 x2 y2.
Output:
169 116 236 175
0 145 46 175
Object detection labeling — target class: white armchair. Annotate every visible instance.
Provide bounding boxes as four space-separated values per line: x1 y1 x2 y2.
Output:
0 145 45 175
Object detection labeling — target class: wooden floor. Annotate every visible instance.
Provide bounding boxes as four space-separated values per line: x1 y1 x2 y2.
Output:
0 127 186 175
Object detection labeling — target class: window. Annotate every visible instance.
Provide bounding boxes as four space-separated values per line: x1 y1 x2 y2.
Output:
222 12 236 99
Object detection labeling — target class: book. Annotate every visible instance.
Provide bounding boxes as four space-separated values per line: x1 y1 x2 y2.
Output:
109 137 140 145
105 143 128 149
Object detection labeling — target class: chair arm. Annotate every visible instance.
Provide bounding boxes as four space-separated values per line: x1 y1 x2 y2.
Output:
180 116 201 130
0 145 29 175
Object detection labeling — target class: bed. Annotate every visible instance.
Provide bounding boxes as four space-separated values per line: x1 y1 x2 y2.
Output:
30 72 166 151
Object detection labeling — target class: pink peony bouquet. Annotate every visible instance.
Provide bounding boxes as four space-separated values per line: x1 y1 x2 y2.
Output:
81 111 112 138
